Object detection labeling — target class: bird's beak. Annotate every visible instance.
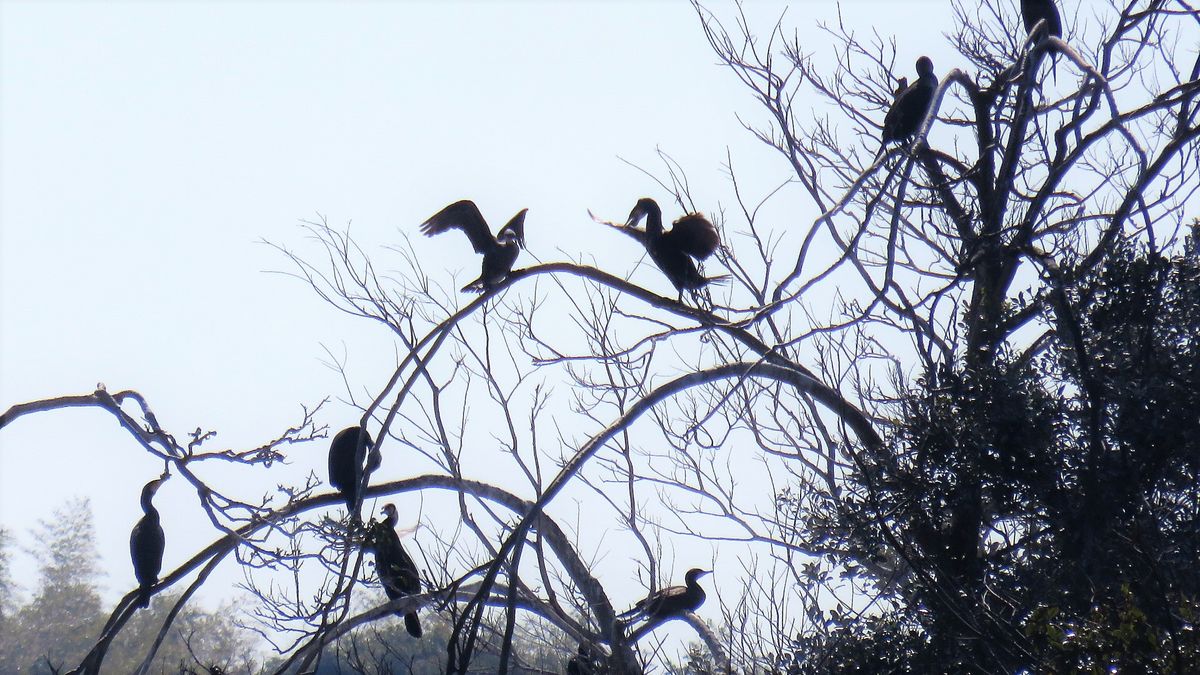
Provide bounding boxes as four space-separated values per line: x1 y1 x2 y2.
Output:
624 203 647 228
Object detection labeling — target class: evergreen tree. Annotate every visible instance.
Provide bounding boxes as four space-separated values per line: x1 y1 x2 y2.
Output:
3 498 106 674
0 529 18 671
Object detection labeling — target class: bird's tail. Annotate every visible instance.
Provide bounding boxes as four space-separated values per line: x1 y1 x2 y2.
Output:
137 585 152 609
345 493 364 526
404 612 423 638
684 274 730 295
616 606 642 623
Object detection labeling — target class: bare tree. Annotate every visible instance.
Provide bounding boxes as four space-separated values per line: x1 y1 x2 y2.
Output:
2 0 1197 673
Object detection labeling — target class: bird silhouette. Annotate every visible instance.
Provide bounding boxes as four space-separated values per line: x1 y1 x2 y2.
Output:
592 198 724 298
420 200 527 292
1021 0 1062 83
130 473 169 609
327 426 378 522
879 56 938 154
619 568 711 634
1021 0 1061 40
368 503 423 638
565 642 604 674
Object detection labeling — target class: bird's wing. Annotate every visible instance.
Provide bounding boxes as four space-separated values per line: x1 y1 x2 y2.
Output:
1037 1 1062 37
498 209 528 248
590 208 649 247
882 80 917 137
328 427 367 491
420 200 494 253
588 209 623 229
634 585 685 618
883 74 939 143
619 591 651 619
664 214 721 259
393 545 421 592
1022 0 1060 36
130 520 165 582
393 521 419 539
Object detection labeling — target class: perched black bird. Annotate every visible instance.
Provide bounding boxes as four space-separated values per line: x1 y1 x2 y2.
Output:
1021 0 1062 83
880 56 938 152
327 426 379 521
592 198 724 297
420 200 528 292
619 568 711 632
1021 0 1062 40
129 474 168 609
368 503 423 638
565 642 604 675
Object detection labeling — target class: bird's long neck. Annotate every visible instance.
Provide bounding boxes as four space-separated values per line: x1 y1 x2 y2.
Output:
685 571 706 600
643 204 664 238
141 490 159 519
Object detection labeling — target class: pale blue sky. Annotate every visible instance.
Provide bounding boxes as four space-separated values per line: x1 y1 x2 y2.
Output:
1 0 959 660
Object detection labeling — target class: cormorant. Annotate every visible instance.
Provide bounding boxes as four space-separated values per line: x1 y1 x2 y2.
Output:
420 200 527 292
1021 0 1062 83
327 426 379 521
1021 0 1061 40
368 503 423 638
880 56 938 151
618 568 711 631
565 642 603 675
129 473 168 609
592 198 724 296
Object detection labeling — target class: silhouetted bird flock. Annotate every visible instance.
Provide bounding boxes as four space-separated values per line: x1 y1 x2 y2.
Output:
126 3 1064 671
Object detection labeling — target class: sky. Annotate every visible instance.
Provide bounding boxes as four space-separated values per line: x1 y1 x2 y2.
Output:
0 0 961 663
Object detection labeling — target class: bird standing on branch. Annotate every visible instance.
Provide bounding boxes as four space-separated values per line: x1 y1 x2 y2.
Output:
879 56 938 154
129 472 169 609
619 567 712 634
1021 0 1063 83
420 200 528 292
591 197 725 299
368 503 423 638
327 426 379 522
1021 0 1062 40
565 642 604 674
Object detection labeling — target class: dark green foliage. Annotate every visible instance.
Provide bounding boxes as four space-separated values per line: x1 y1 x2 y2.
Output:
778 615 928 674
782 243 1200 672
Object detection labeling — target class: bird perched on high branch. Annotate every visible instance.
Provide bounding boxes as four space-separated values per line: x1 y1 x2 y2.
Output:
591 197 725 299
420 200 527 292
